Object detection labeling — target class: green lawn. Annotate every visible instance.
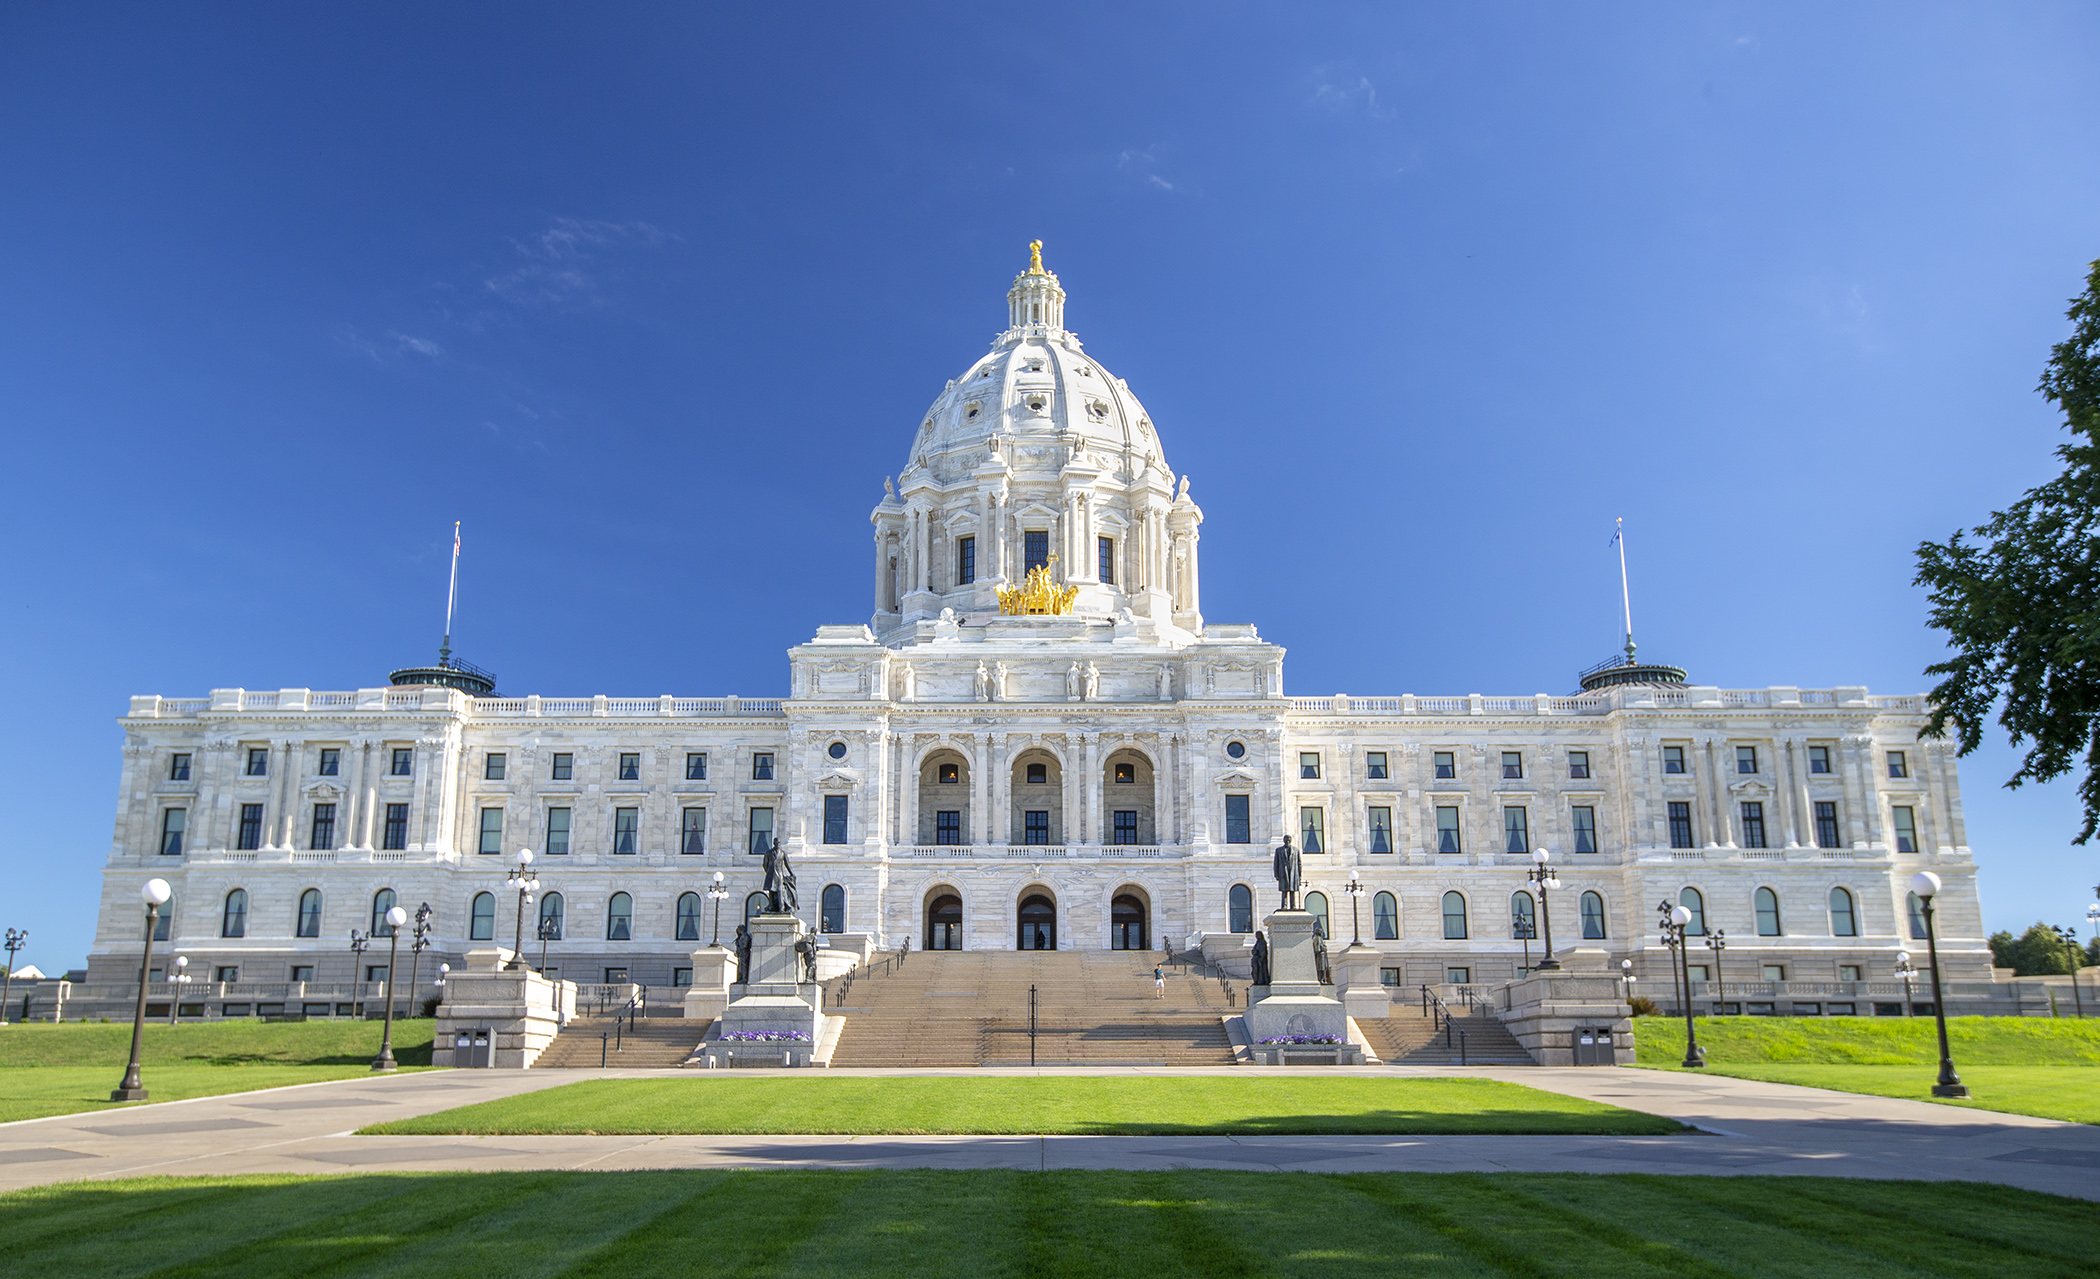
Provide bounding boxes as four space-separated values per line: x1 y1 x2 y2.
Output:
1636 1016 2100 1124
2 1171 2091 1277
366 1075 1684 1136
0 1020 436 1122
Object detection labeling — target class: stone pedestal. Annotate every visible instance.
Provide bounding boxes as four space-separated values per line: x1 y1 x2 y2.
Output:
1242 910 1360 1062
1334 943 1390 1021
1495 948 1632 1066
434 947 576 1068
681 946 735 1022
699 914 826 1067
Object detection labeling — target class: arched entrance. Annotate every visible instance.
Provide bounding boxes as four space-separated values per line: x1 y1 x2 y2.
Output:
1110 893 1148 950
1017 892 1057 950
926 891 963 950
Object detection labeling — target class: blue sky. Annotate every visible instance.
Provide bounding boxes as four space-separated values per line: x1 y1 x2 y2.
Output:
3 3 2098 972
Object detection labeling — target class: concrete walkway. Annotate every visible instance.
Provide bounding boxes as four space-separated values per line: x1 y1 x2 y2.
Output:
3 1065 2096 1199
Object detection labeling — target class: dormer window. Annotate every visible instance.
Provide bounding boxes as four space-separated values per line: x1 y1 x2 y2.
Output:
1025 359 1043 372
1079 366 1094 377
1087 401 1107 420
965 402 981 419
1026 395 1047 413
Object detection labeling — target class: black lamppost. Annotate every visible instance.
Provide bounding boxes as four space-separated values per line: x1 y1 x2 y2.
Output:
1659 899 1704 1068
372 906 407 1072
405 903 433 1018
1895 952 1916 1015
348 929 372 1019
708 871 730 946
1526 849 1562 970
1705 930 1728 1015
167 956 189 1025
1514 911 1536 974
1 927 26 1025
506 848 538 969
1910 871 1968 1098
1343 870 1365 945
2052 925 2086 1018
1619 957 1636 1003
112 878 172 1101
537 913 559 973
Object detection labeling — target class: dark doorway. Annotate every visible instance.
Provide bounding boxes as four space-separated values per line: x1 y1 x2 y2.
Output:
1017 893 1057 950
1111 894 1147 950
927 893 963 951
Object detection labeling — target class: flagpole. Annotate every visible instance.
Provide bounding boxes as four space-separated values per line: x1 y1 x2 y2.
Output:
1615 517 1635 663
441 521 460 666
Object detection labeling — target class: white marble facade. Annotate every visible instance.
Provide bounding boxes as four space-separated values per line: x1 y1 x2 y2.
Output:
88 250 1989 995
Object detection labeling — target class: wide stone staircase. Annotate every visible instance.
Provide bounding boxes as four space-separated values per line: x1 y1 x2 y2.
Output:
534 1015 711 1069
827 950 1238 1067
1355 1006 1534 1066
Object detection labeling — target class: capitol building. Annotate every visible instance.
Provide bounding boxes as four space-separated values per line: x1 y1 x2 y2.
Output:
86 245 1987 1014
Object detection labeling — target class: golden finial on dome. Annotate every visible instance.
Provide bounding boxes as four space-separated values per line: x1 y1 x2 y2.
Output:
1027 239 1045 275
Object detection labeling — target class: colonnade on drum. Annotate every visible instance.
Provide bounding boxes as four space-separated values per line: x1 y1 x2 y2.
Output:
904 740 1165 847
922 883 1153 952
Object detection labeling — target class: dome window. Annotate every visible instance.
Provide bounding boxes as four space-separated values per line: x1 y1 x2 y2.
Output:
1026 395 1047 413
1087 401 1107 420
1025 359 1044 372
965 402 981 419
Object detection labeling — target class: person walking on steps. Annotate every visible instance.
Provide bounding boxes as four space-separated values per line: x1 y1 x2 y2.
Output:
1154 964 1166 999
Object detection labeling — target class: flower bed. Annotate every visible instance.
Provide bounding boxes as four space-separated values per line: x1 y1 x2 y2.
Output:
717 1031 812 1043
1257 1035 1342 1045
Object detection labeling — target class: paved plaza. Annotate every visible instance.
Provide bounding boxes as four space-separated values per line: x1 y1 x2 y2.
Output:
1 1067 2095 1198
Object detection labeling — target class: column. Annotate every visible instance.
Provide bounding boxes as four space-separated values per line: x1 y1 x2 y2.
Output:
901 738 921 847
270 739 296 847
357 740 379 848
343 738 367 850
1083 733 1102 846
1159 735 1178 846
1701 738 1726 847
1844 736 1878 847
1934 743 1967 849
1789 737 1814 847
1183 526 1200 615
1773 737 1799 848
872 529 889 612
990 733 1010 845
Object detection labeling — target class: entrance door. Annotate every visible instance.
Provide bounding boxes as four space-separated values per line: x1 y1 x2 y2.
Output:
1110 894 1147 950
927 894 963 951
1017 894 1057 950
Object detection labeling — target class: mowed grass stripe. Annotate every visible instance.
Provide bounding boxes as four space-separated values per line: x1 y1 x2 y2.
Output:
361 1076 1685 1137
1 1172 2092 1279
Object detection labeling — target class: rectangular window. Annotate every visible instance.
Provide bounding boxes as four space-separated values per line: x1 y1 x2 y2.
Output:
823 794 849 844
1572 805 1597 853
934 810 961 845
1224 795 1251 844
382 803 409 851
1685 964 1709 983
604 967 629 984
1097 535 1115 585
1568 750 1590 779
672 967 693 988
478 807 503 855
390 748 413 776
1113 761 1136 784
1887 750 1908 779
215 965 238 983
618 752 640 781
159 808 186 856
1809 744 1831 773
290 965 314 983
686 752 707 780
318 748 339 777
1814 801 1841 850
170 753 191 781
1380 967 1402 987
1667 802 1694 849
545 807 571 855
366 965 389 984
613 807 639 855
958 536 976 585
1024 810 1050 844
1891 805 1917 853
1740 801 1767 849
1299 807 1324 854
752 753 774 780
1365 751 1388 779
1368 806 1393 854
1299 752 1321 779
1501 752 1523 780
484 753 506 781
1436 806 1461 853
1446 966 1470 984
1433 751 1456 780
681 807 706 855
311 803 337 851
1503 806 1529 853
1114 810 1140 845
551 753 573 781
237 803 264 851
1761 964 1786 983
1737 746 1758 774
1663 745 1685 774
246 748 269 777
749 807 775 854
1024 529 1048 573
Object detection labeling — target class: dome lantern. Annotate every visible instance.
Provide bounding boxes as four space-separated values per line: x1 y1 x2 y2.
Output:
1007 240 1066 332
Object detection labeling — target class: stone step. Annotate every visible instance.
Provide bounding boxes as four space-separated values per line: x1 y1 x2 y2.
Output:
535 1016 707 1069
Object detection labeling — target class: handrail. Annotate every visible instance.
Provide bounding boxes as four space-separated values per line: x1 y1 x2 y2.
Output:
1420 983 1470 1066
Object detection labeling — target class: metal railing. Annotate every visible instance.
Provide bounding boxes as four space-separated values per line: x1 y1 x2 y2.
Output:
1419 984 1469 1065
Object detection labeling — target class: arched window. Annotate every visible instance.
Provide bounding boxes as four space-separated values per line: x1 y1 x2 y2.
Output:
607 892 633 941
221 889 247 939
1580 891 1606 939
1754 887 1782 936
371 888 398 936
296 888 322 938
538 891 565 940
821 884 846 934
675 892 702 941
469 892 495 941
1304 891 1330 939
1829 887 1858 937
1510 891 1536 939
1441 892 1468 939
149 897 173 942
1678 887 1707 936
1373 891 1398 939
745 892 769 922
1907 891 1928 939
1228 884 1253 933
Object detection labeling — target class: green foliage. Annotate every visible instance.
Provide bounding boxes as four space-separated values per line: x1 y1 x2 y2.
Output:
1635 1014 2100 1065
366 1076 1685 1137
2 1171 2092 1278
1627 993 1661 1017
1916 258 2100 842
1989 922 2085 975
0 1019 434 1068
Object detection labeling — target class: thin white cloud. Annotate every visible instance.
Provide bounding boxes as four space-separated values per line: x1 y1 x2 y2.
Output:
481 217 677 310
1148 175 1174 192
391 332 444 357
1309 65 1394 119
